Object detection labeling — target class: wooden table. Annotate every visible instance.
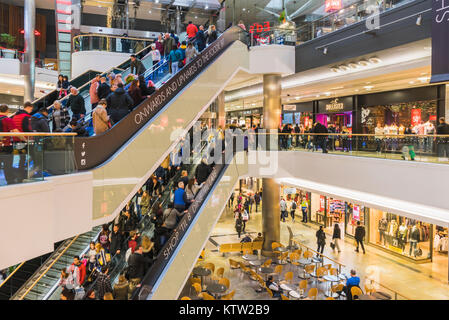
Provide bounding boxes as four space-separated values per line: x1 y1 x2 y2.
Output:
207 283 227 299
192 267 211 289
259 267 274 280
323 275 340 297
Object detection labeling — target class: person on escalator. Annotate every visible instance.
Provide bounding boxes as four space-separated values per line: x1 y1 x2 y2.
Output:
118 210 137 239
66 87 86 121
49 100 70 132
169 47 182 75
92 99 110 136
196 25 207 52
128 79 144 108
30 107 50 132
130 54 146 76
195 156 212 185
186 21 198 43
155 34 164 57
89 74 101 109
173 181 188 213
67 256 86 289
106 82 133 124
97 77 111 100
63 119 88 137
109 224 125 258
206 25 218 46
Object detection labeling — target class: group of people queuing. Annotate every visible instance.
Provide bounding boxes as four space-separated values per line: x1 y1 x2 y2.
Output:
279 196 310 224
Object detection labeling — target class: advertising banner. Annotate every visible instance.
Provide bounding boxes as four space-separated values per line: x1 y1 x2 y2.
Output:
430 0 449 83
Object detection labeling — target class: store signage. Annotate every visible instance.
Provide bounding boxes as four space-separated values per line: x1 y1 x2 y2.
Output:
284 187 297 194
304 116 310 127
320 195 325 212
430 115 437 121
325 98 345 111
430 0 449 83
325 0 342 12
283 104 297 111
411 108 422 126
353 205 360 221
249 21 271 34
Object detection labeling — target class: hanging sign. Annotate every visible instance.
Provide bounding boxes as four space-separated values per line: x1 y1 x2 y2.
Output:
411 108 422 127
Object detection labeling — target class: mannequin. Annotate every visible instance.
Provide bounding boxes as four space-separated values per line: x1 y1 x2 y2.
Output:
409 225 420 257
398 222 408 253
378 218 388 246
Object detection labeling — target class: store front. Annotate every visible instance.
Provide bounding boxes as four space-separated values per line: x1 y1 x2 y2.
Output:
281 102 314 128
316 96 354 133
227 108 263 129
368 209 432 262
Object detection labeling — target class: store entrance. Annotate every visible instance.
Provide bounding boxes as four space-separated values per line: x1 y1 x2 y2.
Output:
316 112 353 131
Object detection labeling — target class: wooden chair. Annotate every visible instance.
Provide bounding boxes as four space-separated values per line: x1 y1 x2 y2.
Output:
190 277 201 285
302 264 315 279
266 287 274 299
221 290 236 300
299 251 314 268
304 287 318 300
331 283 344 300
262 259 272 268
200 292 216 300
329 268 338 276
312 266 328 286
219 277 230 290
282 271 294 284
323 264 332 270
229 259 240 270
197 249 205 262
204 262 215 273
289 252 300 272
192 283 202 297
215 267 225 279
180 296 192 300
365 284 375 295
249 269 259 281
281 294 290 300
298 279 308 298
351 286 363 300
271 242 283 260
326 297 335 300
271 264 283 281
279 251 289 264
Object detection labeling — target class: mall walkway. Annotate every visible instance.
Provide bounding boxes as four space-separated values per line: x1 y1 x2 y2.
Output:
200 205 449 300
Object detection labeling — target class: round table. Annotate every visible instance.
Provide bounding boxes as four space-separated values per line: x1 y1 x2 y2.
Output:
192 267 211 289
242 254 258 261
289 290 301 300
323 275 340 297
372 291 392 300
298 258 312 266
274 247 288 264
357 294 377 300
280 283 294 292
339 273 348 281
259 267 274 280
249 260 263 267
207 283 227 299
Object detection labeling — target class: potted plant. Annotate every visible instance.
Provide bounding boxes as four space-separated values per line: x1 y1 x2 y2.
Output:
0 33 16 59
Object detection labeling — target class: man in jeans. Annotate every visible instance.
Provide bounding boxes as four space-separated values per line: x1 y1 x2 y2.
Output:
354 221 366 254
280 197 287 222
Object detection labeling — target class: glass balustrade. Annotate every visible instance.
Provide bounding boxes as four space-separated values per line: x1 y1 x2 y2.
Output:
73 34 154 55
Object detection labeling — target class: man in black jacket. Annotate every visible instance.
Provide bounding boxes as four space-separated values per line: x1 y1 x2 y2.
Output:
106 83 133 124
195 157 212 185
312 122 328 153
195 25 207 52
130 54 146 75
97 77 111 100
437 117 449 157
66 87 86 120
30 108 50 132
127 245 152 296
109 224 124 257
354 221 366 254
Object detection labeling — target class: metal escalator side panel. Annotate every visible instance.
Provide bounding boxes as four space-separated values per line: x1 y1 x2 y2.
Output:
146 153 247 300
88 41 249 226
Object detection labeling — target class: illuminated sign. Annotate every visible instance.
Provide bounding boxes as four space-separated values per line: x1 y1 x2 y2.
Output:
325 0 342 12
283 104 296 111
411 108 422 126
325 98 344 111
249 21 271 34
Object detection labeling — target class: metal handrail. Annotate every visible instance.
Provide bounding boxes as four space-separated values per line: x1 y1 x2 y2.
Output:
18 235 80 300
0 133 76 137
292 239 345 273
368 279 411 300
73 33 155 47
248 132 449 137
0 262 25 289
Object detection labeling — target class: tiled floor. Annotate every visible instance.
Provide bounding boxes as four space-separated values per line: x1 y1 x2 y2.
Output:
180 205 449 300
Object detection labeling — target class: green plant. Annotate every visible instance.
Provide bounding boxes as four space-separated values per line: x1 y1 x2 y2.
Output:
0 33 16 48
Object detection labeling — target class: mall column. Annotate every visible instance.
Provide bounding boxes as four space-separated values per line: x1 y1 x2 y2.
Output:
217 91 226 129
261 74 282 257
23 0 36 103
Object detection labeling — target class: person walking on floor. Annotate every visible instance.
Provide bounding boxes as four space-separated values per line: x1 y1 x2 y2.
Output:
235 212 243 239
354 221 366 254
316 225 326 257
290 199 297 222
280 197 287 223
241 208 249 232
332 223 342 253
301 198 308 223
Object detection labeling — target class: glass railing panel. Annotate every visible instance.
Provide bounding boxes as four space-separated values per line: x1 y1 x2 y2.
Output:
74 35 153 55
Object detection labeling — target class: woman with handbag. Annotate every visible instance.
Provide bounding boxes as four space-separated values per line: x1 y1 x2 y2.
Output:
332 223 342 253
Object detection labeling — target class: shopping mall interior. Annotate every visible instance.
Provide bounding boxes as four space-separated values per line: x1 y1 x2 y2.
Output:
0 0 448 304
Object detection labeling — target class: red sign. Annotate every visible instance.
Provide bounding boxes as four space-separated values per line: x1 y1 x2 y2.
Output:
304 116 310 128
411 108 422 126
430 115 437 121
320 195 325 212
325 0 342 12
249 21 270 34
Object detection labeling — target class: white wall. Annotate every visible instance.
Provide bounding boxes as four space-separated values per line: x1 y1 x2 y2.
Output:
71 51 130 78
249 45 295 75
0 172 92 270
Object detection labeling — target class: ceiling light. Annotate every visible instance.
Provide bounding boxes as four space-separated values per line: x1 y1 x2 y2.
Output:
148 10 152 13
195 16 198 19
417 76 430 83
330 67 340 73
155 0 159 3
364 85 374 90
348 62 358 69
205 5 209 9
7 90 10 94
325 92 331 96
354 89 359 92
242 7 246 11
338 65 350 71
368 57 382 64
409 81 415 84
416 14 422 26
316 94 320 97
358 60 370 67
296 96 300 100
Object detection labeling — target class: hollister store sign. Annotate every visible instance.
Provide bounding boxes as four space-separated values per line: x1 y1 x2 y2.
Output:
325 98 344 111
318 96 353 113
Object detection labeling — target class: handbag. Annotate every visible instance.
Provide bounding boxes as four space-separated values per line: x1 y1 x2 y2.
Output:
330 242 335 250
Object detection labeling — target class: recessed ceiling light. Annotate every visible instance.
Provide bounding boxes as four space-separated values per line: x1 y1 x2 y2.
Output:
364 85 374 90
409 81 415 84
348 62 358 69
368 57 382 64
354 89 359 92
358 60 370 67
316 94 320 97
330 67 340 73
417 76 429 82
148 10 152 13
338 65 350 71
325 92 331 96
296 96 300 100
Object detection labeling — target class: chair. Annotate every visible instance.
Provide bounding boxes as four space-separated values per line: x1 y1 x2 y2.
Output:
303 264 315 279
299 251 314 268
215 267 225 279
262 259 272 268
249 269 259 281
282 271 294 284
271 242 283 260
351 286 363 300
190 277 201 285
229 259 240 270
312 267 328 286
180 296 191 300
329 268 338 276
192 283 202 297
204 262 215 273
279 251 289 264
326 297 335 300
304 287 318 300
331 283 344 300
219 277 230 290
281 294 290 300
365 284 375 295
221 290 236 300
289 252 300 272
271 265 283 281
197 249 205 262
200 292 216 300
266 287 274 299
298 279 308 298
323 264 332 270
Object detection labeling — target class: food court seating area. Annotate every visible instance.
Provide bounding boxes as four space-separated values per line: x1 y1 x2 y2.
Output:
178 239 396 301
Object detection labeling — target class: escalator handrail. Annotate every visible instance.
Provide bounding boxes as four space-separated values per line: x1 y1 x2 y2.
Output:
17 235 80 300
0 262 25 290
132 161 228 300
74 26 248 171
